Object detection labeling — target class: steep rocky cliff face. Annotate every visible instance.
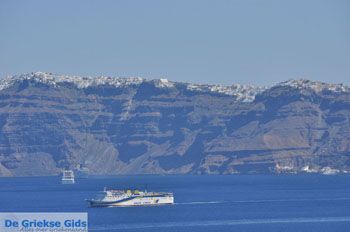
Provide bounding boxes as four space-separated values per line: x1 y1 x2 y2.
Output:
0 72 349 176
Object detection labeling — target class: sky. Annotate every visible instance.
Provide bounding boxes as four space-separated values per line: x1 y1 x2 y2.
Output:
0 0 349 86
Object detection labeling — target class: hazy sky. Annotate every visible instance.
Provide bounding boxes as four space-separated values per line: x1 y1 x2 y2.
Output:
0 0 349 85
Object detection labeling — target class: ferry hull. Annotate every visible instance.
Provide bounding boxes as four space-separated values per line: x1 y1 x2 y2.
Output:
88 196 174 207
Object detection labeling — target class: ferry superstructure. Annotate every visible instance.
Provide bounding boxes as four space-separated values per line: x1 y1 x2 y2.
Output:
61 170 75 184
87 188 174 207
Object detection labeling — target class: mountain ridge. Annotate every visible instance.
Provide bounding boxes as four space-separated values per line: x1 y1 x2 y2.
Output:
0 72 349 176
2 72 349 101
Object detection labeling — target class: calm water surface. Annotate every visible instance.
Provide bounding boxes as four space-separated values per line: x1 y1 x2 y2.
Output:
0 175 350 232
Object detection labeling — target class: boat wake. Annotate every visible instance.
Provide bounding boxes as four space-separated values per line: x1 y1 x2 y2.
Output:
176 197 350 205
90 216 350 231
175 201 224 205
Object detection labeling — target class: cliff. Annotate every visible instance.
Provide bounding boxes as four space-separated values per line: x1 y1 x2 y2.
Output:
0 72 349 176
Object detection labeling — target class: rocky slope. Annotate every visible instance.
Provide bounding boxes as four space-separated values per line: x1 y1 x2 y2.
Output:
0 72 349 176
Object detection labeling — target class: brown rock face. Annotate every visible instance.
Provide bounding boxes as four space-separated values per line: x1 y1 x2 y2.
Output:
0 74 349 176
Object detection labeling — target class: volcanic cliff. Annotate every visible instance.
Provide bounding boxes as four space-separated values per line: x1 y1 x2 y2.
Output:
0 72 349 176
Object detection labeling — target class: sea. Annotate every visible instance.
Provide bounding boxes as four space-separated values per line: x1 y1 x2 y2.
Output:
0 174 350 232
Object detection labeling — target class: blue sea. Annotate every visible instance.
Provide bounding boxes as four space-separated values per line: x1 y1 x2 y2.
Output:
1 175 350 232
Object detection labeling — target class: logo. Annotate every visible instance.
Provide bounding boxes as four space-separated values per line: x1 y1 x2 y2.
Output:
0 213 88 232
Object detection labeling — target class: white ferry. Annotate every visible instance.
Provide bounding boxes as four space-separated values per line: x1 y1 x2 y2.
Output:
87 188 174 207
61 170 75 184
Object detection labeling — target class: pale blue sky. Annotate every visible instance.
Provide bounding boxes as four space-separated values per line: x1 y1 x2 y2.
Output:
0 0 349 85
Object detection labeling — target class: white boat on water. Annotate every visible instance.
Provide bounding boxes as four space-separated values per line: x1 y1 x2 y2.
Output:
61 170 75 184
87 188 174 207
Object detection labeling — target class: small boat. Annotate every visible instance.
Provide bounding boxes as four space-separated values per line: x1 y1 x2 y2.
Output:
61 170 75 184
87 188 174 207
